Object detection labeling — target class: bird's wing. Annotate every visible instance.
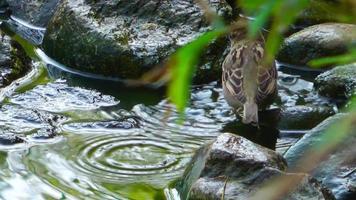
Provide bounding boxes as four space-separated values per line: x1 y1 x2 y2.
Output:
252 42 278 103
222 44 247 103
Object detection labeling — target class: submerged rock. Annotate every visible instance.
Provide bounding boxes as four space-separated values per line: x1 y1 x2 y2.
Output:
63 117 141 132
31 127 58 140
0 35 31 88
42 0 232 83
285 114 356 200
0 132 24 145
177 133 332 200
10 79 119 112
315 63 356 100
0 104 66 134
6 0 60 27
277 23 356 67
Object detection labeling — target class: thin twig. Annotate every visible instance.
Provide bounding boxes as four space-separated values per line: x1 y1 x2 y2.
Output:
221 176 229 200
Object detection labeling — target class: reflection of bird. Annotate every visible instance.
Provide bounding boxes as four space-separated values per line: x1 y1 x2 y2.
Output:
222 19 277 125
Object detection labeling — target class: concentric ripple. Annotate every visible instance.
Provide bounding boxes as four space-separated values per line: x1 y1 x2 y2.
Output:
24 132 195 199
74 134 192 183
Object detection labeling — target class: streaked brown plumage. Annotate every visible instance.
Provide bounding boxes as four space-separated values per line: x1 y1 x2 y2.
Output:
222 19 277 125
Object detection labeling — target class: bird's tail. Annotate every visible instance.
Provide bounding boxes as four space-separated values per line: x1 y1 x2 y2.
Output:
243 101 258 125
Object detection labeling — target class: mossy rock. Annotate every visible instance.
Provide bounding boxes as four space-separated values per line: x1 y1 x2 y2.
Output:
0 35 32 88
42 0 232 83
6 0 60 27
315 63 356 99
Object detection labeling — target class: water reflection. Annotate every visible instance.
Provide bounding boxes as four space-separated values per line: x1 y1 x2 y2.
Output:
222 109 280 150
41 50 165 110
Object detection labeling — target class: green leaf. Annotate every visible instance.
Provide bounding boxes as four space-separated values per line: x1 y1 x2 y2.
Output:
168 28 226 113
247 0 278 38
309 48 356 67
259 0 309 65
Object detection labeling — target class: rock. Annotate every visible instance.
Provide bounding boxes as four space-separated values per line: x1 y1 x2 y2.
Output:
277 71 336 130
10 79 118 112
63 117 141 132
176 133 332 200
0 104 66 134
42 0 232 83
285 114 356 200
0 133 24 145
31 127 57 140
0 35 31 88
277 23 356 67
6 0 60 27
315 63 356 99
279 105 335 130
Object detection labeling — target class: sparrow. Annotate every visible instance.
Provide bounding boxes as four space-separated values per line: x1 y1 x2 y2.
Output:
222 19 277 125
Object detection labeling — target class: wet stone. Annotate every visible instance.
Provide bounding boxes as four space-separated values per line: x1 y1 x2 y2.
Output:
277 72 336 130
277 23 356 67
315 63 356 100
43 0 232 83
99 117 141 129
10 79 119 112
64 117 141 131
0 104 65 134
0 132 24 145
0 35 31 88
31 127 58 140
7 0 60 27
285 114 356 200
279 105 335 130
177 133 332 200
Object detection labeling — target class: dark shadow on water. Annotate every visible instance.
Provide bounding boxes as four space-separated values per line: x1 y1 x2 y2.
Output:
46 64 166 110
277 63 324 81
222 108 281 150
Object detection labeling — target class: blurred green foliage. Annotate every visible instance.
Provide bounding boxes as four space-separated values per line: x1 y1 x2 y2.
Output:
240 0 309 63
309 48 356 67
167 28 226 113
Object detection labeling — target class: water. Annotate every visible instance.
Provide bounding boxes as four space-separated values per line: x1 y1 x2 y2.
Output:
0 19 337 200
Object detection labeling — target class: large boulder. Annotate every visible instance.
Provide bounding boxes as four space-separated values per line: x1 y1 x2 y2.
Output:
176 133 333 200
315 63 356 99
6 0 60 27
0 35 31 88
42 0 232 83
285 114 356 200
277 23 356 67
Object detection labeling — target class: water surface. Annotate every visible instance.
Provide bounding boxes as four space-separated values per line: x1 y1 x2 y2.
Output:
0 19 337 200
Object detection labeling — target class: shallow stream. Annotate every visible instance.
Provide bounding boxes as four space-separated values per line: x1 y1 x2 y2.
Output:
0 19 337 200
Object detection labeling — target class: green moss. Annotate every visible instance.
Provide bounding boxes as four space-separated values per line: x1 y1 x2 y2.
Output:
9 41 31 77
15 65 50 93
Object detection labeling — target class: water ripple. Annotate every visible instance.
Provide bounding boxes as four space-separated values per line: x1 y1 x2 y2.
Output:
74 134 192 184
